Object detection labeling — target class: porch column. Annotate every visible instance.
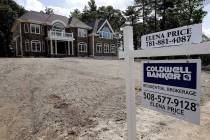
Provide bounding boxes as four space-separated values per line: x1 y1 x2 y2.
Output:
50 39 53 55
55 40 58 55
68 41 70 56
15 39 18 56
72 41 74 55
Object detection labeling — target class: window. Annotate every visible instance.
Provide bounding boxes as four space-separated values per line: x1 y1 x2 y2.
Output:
31 40 41 52
99 31 113 39
104 44 109 53
52 22 65 32
110 44 116 53
30 24 40 34
78 28 87 37
78 42 87 52
24 24 29 33
25 40 30 51
96 43 102 53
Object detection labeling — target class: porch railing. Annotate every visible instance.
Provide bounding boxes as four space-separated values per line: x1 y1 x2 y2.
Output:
48 31 74 40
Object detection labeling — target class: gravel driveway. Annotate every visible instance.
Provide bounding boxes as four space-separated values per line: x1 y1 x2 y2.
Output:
0 58 209 140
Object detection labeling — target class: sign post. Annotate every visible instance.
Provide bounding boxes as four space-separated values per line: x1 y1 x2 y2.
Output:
122 22 210 139
123 24 136 140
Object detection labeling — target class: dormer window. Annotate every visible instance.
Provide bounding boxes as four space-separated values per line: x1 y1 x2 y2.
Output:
78 28 87 37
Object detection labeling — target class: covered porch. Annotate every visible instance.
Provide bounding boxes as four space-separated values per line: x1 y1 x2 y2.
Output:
47 31 75 57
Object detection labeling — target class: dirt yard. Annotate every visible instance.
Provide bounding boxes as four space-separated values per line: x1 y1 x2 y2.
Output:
0 58 209 140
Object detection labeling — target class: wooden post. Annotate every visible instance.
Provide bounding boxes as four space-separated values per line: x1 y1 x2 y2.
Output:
55 40 57 55
50 39 53 55
72 41 74 56
123 23 136 140
68 41 70 56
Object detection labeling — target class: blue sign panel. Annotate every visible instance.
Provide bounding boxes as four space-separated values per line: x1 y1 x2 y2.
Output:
143 62 197 89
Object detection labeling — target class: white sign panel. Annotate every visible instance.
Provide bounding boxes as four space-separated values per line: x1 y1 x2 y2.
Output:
141 59 201 124
141 24 202 49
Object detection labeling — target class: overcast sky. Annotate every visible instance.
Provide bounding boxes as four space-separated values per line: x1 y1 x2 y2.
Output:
14 0 210 37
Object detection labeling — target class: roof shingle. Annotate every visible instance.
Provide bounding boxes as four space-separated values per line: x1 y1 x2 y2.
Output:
18 11 92 29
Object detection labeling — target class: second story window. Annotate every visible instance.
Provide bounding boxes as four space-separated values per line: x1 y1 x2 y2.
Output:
24 24 29 33
78 28 87 37
30 24 40 34
99 31 113 39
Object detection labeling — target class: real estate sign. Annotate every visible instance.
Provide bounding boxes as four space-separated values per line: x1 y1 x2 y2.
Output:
141 59 201 124
141 24 202 49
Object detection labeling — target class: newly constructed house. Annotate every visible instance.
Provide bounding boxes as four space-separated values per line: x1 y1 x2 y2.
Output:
11 11 119 57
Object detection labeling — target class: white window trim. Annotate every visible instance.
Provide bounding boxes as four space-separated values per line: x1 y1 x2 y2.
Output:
25 40 30 52
111 44 116 53
78 42 87 53
97 20 115 34
30 24 40 34
24 24 29 33
78 28 87 37
104 43 110 53
99 31 113 39
96 43 102 53
31 40 41 52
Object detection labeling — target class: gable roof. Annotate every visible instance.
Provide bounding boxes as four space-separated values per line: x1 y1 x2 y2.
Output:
97 20 106 30
17 11 91 29
86 19 115 34
97 19 115 34
19 11 69 25
86 20 100 34
68 17 92 29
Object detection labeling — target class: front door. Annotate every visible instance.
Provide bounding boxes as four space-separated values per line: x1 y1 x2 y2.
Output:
57 41 67 55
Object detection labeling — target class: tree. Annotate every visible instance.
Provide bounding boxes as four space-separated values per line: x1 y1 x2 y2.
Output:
70 0 125 31
70 9 82 19
132 0 207 49
80 0 98 22
97 6 126 31
135 0 207 32
88 0 97 11
0 0 26 56
45 7 54 15
123 6 140 26
81 6 91 22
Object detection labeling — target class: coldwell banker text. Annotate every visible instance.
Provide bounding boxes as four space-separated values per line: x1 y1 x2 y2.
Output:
143 62 197 89
146 66 192 81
